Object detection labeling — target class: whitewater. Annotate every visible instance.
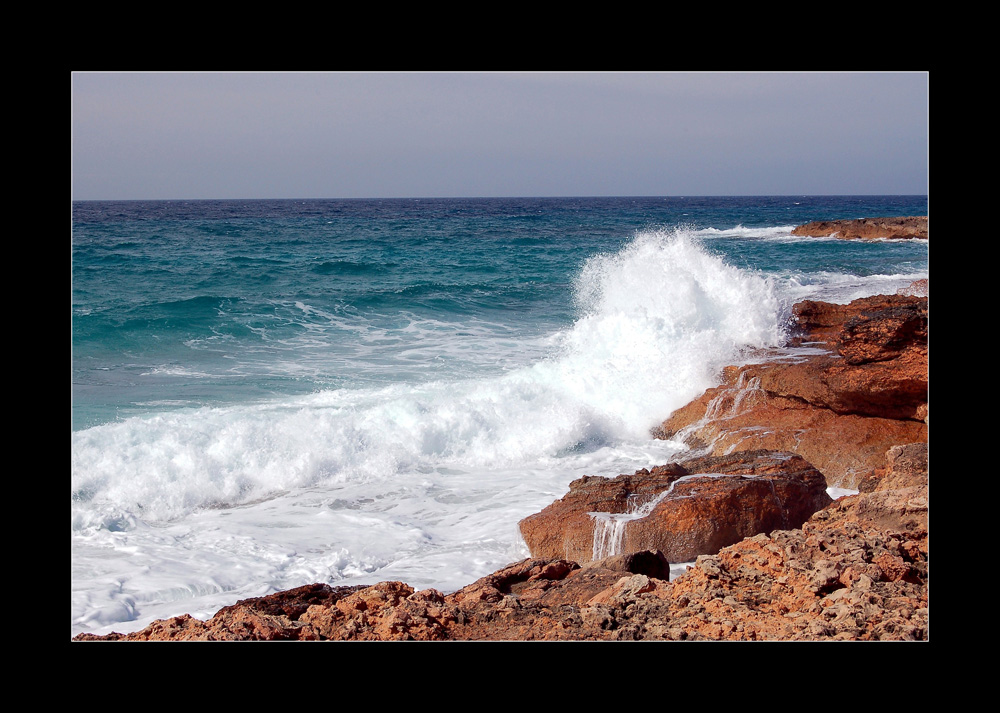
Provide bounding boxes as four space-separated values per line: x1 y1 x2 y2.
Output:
71 196 928 637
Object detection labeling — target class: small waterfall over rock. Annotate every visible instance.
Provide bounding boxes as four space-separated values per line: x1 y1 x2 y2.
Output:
589 474 740 560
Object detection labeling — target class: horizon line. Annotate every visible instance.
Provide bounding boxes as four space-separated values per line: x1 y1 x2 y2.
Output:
72 193 930 202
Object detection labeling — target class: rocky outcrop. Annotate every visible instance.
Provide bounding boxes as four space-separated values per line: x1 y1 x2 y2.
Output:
791 216 927 240
656 292 928 488
641 439 927 640
518 451 832 564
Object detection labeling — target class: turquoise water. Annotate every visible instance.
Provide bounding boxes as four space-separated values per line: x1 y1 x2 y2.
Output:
72 196 927 431
71 195 928 636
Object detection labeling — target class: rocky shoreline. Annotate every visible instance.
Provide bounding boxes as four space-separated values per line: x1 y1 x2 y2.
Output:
74 224 929 642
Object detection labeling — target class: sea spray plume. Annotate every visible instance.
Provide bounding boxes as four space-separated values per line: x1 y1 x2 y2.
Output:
572 229 782 346
555 228 784 437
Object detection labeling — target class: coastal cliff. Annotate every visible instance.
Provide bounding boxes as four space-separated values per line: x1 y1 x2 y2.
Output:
74 227 929 641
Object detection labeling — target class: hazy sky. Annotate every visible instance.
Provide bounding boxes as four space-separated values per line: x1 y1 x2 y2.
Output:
71 72 928 200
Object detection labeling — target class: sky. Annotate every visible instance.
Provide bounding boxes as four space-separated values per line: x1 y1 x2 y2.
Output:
71 72 929 200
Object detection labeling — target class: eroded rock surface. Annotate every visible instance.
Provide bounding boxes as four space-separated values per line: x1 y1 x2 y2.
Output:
657 292 928 488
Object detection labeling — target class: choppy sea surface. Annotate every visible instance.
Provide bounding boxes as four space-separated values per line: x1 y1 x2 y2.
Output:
71 195 928 636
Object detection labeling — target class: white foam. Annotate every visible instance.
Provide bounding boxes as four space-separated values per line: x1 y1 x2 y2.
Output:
693 224 798 240
74 230 782 523
780 272 928 305
71 228 789 636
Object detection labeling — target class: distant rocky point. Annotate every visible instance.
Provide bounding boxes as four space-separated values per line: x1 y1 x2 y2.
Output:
791 216 927 241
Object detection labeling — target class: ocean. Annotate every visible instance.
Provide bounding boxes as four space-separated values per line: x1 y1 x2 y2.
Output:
71 195 929 637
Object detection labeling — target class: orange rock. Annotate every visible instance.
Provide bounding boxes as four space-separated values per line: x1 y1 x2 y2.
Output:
658 294 927 487
519 451 832 564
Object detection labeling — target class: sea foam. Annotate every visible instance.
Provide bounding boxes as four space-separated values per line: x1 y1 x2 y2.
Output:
71 229 783 532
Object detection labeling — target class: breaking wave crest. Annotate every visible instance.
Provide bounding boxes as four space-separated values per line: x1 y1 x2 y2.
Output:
71 228 783 530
